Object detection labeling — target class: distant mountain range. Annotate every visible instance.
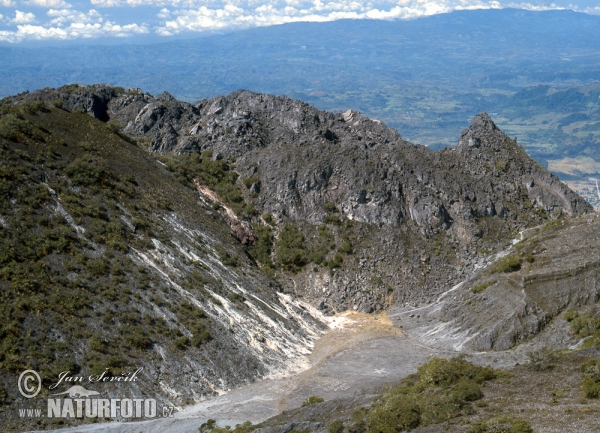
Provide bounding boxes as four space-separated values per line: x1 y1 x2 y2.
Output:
1 9 600 181
2 9 600 99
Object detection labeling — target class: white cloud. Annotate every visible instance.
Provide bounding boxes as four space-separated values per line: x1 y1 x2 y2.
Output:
1 0 16 6
25 0 72 8
47 8 103 26
13 10 36 24
152 0 585 36
582 6 600 15
157 7 171 18
153 0 468 34
504 2 565 12
90 0 177 6
0 0 596 42
90 0 124 6
0 8 149 42
13 24 68 39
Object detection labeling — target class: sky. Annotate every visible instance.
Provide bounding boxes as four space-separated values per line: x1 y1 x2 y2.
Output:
0 0 599 43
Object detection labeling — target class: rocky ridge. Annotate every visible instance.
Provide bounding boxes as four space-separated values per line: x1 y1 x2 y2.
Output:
5 85 592 314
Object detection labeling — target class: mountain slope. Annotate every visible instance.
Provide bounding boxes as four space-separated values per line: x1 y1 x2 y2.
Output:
410 213 600 352
0 100 327 431
6 85 591 315
0 86 594 431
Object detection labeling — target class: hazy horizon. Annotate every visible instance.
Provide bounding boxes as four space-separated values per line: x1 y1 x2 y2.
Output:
0 0 599 45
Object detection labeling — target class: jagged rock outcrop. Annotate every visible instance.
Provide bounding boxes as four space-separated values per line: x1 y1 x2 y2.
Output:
455 112 590 217
4 85 592 313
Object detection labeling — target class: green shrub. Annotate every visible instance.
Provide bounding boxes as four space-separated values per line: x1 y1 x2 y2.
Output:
0 114 33 140
228 292 244 303
65 154 109 186
199 419 217 433
581 359 600 375
324 202 339 213
582 376 600 398
191 329 212 347
581 360 600 398
248 225 273 267
242 176 260 189
361 357 498 432
301 396 324 406
125 327 152 350
349 409 367 433
489 254 521 274
569 311 600 339
307 224 334 265
339 239 353 254
524 253 535 263
564 309 579 322
467 417 533 433
215 246 238 267
106 119 123 133
329 420 344 433
49 358 79 378
89 334 106 352
324 215 342 225
417 357 496 386
472 281 495 294
367 397 421 432
262 212 273 224
327 253 343 270
275 224 308 270
91 363 107 376
87 259 108 276
20 100 46 114
495 161 507 171
526 347 556 365
174 336 190 351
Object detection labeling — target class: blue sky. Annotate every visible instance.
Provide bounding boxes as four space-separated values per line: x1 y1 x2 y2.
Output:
0 0 599 43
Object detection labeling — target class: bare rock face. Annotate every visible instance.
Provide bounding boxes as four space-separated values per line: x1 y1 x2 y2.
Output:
7 86 592 312
413 214 600 352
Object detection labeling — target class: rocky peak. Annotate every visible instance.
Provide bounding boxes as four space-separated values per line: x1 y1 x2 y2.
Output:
456 111 504 152
467 111 500 135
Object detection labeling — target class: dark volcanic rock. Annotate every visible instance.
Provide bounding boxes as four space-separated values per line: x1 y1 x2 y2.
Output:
6 85 592 312
456 112 590 217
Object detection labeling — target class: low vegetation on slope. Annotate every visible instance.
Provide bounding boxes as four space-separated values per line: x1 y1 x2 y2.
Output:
0 100 183 379
253 342 600 432
0 99 323 431
348 357 501 432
